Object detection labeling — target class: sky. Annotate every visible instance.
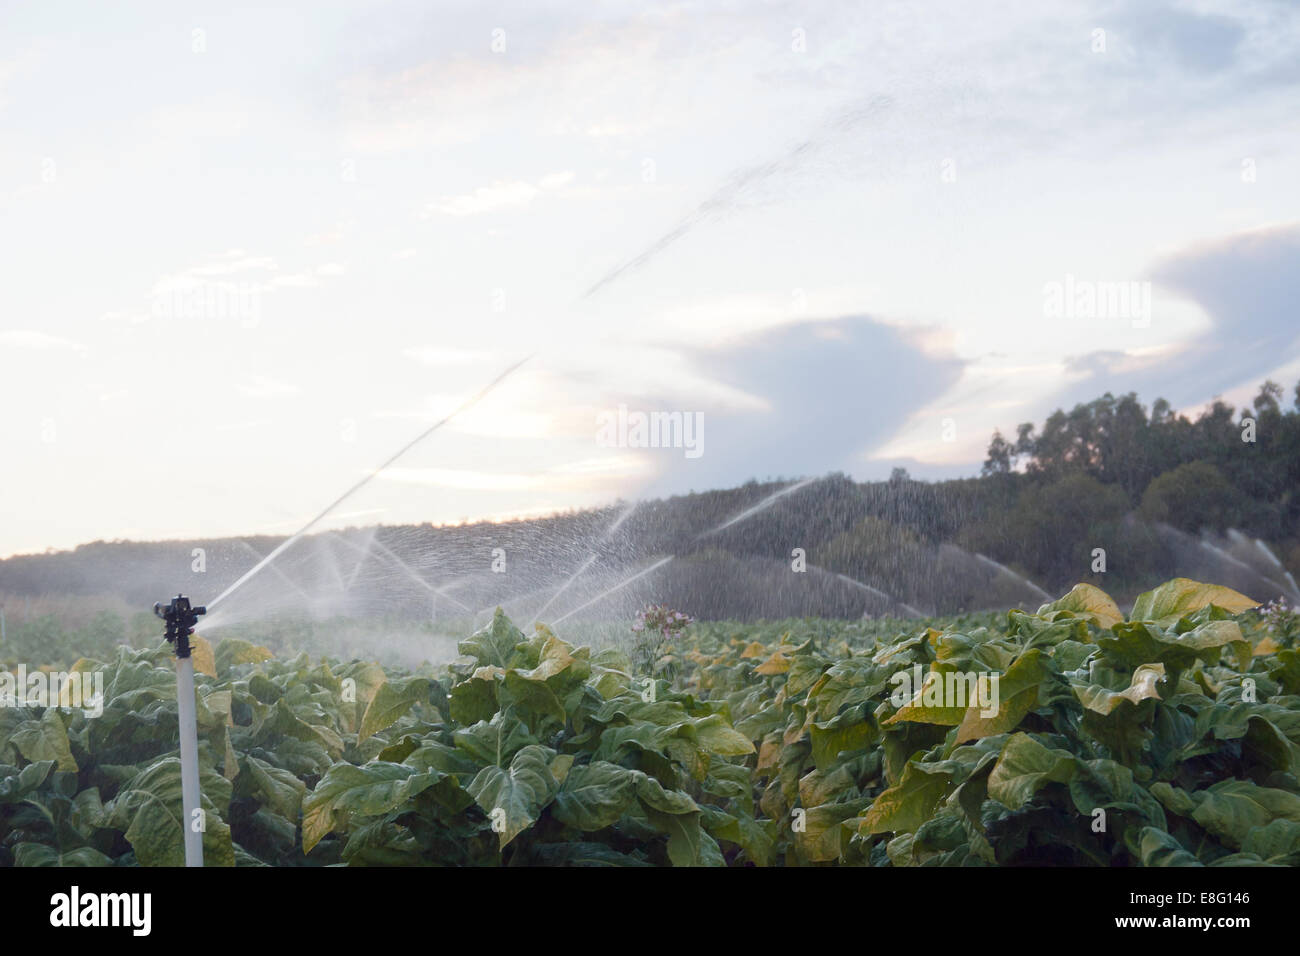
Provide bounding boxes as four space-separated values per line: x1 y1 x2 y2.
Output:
1 0 1299 557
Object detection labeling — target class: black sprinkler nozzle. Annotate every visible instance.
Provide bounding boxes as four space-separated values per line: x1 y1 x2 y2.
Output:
154 594 206 658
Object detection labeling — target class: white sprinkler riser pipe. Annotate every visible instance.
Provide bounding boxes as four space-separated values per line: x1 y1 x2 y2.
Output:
175 655 204 867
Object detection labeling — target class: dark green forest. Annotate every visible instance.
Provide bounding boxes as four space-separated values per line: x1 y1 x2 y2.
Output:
970 379 1300 587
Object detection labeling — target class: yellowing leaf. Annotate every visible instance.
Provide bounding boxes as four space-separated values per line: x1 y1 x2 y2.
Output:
1037 583 1123 631
550 753 575 785
693 715 756 756
756 733 782 775
516 634 581 684
755 649 791 675
215 638 274 672
860 761 952 835
1130 578 1258 626
953 650 1050 743
190 635 218 678
1074 663 1166 715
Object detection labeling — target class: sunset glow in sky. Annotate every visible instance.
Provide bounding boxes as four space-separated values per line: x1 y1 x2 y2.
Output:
2 0 1299 555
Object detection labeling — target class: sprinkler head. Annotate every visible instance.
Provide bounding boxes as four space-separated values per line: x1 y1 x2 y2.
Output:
154 594 206 658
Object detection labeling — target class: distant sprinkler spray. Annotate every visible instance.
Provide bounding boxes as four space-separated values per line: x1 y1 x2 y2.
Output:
208 353 534 612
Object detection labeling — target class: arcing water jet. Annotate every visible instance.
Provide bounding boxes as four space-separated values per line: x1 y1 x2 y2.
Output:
207 353 533 612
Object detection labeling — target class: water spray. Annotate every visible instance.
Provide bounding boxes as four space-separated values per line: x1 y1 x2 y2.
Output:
153 594 206 868
208 353 533 612
550 556 675 626
529 500 640 626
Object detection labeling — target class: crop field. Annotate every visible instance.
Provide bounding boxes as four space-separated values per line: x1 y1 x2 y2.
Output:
3 578 1296 867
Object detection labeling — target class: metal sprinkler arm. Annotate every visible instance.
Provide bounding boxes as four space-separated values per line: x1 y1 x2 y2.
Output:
153 594 206 867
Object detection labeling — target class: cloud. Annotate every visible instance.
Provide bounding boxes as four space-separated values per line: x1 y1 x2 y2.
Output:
1029 223 1300 419
188 255 278 277
626 315 966 493
426 180 539 216
378 467 543 491
583 95 895 298
1151 223 1300 400
424 171 575 216
134 249 348 320
0 47 41 112
304 224 349 246
404 347 490 366
236 376 299 398
1126 5 1245 73
0 330 86 353
538 170 575 189
378 453 647 493
337 9 689 152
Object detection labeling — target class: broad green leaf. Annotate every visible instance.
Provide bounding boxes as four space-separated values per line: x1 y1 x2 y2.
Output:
1130 578 1258 627
453 713 538 768
860 760 953 835
458 609 524 669
799 763 858 807
793 800 869 862
401 739 478 776
449 673 500 726
882 667 970 727
589 646 633 699
1067 758 1135 815
1099 619 1247 672
242 754 306 821
0 761 56 803
634 774 707 866
987 733 1077 810
199 689 233 728
810 710 876 770
108 757 235 867
301 762 442 853
11 709 77 772
528 842 655 866
1137 827 1203 867
593 722 668 762
1074 663 1166 715
500 670 566 730
358 677 431 741
467 744 558 849
692 714 755 756
13 844 114 867
549 753 574 785
1238 818 1300 864
1267 649 1300 695
262 699 344 757
1157 780 1300 849
954 649 1050 742
551 760 640 831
